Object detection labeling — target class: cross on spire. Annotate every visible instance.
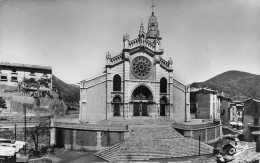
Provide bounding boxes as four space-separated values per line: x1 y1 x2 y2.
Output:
151 0 155 13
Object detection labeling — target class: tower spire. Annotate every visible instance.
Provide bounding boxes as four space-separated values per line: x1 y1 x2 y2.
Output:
139 18 145 38
147 0 160 40
151 0 155 14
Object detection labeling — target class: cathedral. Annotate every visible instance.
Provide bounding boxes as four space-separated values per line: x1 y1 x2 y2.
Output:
79 10 191 123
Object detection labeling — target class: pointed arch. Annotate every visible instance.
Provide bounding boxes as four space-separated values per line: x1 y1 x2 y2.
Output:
113 74 121 91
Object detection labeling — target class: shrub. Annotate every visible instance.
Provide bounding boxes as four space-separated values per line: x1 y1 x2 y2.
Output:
0 96 7 108
49 100 67 117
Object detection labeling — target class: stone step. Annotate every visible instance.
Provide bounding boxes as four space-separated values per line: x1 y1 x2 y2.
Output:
95 142 124 161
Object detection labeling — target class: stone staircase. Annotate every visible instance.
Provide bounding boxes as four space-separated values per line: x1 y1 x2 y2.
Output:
99 117 177 126
95 141 124 162
95 126 214 162
222 125 242 135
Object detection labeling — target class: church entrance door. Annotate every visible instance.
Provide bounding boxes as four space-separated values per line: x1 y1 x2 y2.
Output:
160 97 167 116
133 102 148 116
133 103 140 116
142 103 148 116
160 104 166 116
131 85 153 117
113 96 121 117
114 104 120 116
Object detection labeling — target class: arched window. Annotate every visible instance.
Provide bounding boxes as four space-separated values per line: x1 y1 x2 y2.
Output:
113 75 121 91
160 77 167 93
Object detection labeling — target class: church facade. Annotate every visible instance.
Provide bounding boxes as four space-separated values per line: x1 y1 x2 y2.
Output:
79 11 190 123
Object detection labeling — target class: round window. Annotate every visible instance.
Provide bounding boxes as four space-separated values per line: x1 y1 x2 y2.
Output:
131 56 152 79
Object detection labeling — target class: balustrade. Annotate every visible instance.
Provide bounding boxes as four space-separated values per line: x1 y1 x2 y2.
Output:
159 57 170 69
108 53 123 65
127 38 156 51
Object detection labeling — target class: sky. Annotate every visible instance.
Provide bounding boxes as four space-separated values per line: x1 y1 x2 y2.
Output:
0 0 260 85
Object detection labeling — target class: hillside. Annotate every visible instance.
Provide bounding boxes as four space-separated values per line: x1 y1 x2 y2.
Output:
52 75 80 107
190 70 260 101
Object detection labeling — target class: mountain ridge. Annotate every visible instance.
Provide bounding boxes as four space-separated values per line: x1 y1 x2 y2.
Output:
190 70 260 101
52 75 80 107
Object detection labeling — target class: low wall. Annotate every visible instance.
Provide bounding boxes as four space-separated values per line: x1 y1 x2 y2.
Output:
53 124 129 151
29 157 52 163
173 123 222 144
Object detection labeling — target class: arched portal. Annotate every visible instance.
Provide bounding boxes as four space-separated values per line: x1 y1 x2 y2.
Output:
160 96 168 116
113 96 121 116
131 85 153 116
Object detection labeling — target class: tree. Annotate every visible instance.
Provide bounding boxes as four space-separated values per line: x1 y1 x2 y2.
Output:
49 99 67 117
0 97 7 108
28 121 49 157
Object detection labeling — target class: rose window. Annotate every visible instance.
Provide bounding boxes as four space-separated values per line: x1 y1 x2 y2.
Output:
131 56 152 79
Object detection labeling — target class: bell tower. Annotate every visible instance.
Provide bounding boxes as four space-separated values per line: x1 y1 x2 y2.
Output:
146 0 161 41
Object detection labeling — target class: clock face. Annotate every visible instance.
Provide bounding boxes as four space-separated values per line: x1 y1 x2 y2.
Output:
131 56 152 79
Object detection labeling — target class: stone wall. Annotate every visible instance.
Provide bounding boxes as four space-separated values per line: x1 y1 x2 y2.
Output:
101 131 124 147
79 75 106 123
193 129 206 142
207 127 215 141
28 158 52 163
196 93 210 119
243 115 254 141
55 127 127 151
180 124 221 144
220 98 230 126
76 130 97 147
172 79 187 122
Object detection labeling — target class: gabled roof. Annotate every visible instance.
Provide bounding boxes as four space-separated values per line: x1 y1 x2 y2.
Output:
191 87 217 94
243 98 260 104
0 62 52 71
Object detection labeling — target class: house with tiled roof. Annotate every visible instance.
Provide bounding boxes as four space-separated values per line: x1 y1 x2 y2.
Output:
243 98 260 141
190 88 220 120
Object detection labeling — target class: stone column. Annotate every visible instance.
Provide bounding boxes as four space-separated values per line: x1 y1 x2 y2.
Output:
97 131 102 150
156 104 160 118
73 130 76 150
219 125 223 139
205 129 208 143
190 131 193 138
50 127 56 146
215 126 217 139
124 131 130 140
124 103 129 118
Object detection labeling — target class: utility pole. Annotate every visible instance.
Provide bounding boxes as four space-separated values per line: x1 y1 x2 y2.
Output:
24 104 27 156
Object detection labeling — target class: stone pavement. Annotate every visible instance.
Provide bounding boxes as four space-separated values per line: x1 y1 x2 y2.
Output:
232 147 260 163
